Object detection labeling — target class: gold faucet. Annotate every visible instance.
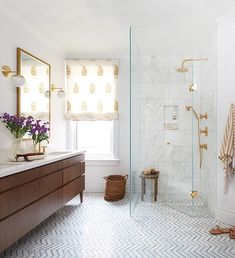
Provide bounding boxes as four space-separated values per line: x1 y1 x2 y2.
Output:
200 113 208 120
200 126 208 136
200 144 207 150
40 146 47 153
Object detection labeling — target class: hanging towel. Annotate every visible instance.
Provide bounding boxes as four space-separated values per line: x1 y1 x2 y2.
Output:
219 103 235 193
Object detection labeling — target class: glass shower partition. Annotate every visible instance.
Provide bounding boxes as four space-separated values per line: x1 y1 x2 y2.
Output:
130 27 141 214
129 26 216 217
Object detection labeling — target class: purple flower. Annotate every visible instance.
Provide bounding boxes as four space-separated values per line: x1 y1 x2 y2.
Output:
30 120 49 144
0 112 36 139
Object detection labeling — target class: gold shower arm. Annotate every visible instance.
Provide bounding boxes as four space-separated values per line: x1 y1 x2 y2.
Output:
181 58 208 68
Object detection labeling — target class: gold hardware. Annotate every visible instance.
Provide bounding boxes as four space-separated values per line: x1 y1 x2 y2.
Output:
200 126 208 136
51 84 62 92
189 83 198 92
189 191 198 198
200 144 207 150
52 84 65 94
200 113 208 120
2 65 25 87
177 58 207 73
1 65 15 77
40 146 47 153
45 84 64 98
185 105 206 169
185 106 200 120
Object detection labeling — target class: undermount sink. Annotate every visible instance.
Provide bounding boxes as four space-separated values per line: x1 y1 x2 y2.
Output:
47 151 72 155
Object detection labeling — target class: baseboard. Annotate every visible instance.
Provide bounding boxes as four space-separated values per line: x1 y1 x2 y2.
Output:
85 183 105 193
215 206 235 225
85 182 130 193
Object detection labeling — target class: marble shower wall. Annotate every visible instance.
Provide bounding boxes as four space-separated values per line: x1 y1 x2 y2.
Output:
131 54 201 195
199 43 217 213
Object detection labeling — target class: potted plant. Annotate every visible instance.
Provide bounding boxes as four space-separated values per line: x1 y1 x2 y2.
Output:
29 120 50 152
0 113 34 156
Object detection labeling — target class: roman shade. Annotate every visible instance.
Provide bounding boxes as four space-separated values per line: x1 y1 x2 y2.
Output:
65 59 119 121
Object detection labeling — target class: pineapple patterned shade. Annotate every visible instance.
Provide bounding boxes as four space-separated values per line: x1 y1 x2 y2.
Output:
65 60 119 121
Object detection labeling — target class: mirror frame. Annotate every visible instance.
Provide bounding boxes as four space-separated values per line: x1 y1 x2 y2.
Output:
16 47 51 135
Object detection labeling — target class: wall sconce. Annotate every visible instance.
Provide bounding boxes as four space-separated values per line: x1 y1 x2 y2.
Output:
1 65 25 87
45 84 65 98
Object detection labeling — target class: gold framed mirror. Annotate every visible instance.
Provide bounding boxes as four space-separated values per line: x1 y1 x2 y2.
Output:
17 48 51 133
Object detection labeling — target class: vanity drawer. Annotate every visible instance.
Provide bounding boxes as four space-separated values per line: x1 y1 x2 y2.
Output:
62 154 85 169
63 162 85 184
0 160 62 194
0 171 63 221
0 188 63 253
63 175 85 204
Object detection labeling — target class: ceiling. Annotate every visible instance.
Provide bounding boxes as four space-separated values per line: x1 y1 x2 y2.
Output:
1 0 235 55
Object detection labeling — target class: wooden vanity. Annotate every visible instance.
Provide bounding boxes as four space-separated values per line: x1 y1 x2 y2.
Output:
0 153 85 253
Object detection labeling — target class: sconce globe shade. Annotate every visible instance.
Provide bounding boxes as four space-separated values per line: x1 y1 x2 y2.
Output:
57 90 65 98
12 74 25 87
44 90 50 98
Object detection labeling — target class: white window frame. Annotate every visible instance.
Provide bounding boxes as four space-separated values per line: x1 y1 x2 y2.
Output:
67 120 120 166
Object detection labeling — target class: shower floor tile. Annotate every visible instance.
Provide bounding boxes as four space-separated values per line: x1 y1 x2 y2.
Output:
1 193 234 258
133 193 213 218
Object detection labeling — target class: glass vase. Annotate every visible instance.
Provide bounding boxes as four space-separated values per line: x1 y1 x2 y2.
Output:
8 138 26 161
32 142 41 153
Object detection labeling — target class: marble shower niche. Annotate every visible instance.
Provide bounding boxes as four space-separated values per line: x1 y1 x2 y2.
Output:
164 105 179 130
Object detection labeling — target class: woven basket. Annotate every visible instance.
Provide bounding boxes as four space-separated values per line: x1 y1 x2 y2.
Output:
103 175 128 202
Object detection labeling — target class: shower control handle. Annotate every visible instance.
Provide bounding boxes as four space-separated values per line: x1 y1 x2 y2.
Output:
200 144 207 150
200 113 208 120
200 126 208 136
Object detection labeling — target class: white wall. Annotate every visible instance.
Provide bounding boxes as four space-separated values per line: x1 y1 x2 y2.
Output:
0 8 130 193
0 8 66 150
216 17 235 224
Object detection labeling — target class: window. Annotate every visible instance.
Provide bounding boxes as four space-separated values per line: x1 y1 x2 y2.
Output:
65 59 119 161
75 120 116 159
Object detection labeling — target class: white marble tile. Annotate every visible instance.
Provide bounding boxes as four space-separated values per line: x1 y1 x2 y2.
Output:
168 84 192 99
140 130 165 146
140 97 166 115
178 115 193 130
140 114 164 130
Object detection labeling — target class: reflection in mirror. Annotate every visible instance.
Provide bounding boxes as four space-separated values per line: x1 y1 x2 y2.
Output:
17 48 51 126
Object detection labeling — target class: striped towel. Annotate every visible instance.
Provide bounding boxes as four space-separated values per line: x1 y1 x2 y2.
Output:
219 103 235 193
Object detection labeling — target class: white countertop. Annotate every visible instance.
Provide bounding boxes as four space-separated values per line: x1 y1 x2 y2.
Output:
0 150 86 178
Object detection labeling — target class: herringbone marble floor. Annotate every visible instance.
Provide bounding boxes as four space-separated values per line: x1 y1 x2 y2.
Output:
1 193 234 258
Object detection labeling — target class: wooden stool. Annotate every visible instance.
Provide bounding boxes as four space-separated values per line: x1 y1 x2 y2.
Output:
140 171 159 201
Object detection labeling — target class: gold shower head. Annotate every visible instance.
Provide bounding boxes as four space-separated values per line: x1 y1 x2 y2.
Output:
176 58 207 73
176 67 189 73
